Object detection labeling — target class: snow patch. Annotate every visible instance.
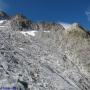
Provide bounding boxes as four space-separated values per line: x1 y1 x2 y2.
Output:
0 20 7 28
21 30 50 37
0 20 6 24
21 31 38 37
60 22 78 29
60 22 71 29
43 31 50 33
72 23 79 27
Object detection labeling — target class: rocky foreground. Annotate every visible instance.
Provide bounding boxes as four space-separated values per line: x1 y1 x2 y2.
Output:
0 11 90 90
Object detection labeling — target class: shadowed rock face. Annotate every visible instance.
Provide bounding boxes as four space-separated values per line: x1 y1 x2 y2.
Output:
0 11 9 20
0 12 90 90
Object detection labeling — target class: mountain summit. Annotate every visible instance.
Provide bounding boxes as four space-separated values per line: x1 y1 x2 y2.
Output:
0 11 89 90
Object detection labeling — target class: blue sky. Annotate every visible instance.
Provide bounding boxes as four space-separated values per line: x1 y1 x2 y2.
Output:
0 0 90 30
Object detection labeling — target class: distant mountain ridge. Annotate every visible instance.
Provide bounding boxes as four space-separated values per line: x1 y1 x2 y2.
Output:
0 11 88 32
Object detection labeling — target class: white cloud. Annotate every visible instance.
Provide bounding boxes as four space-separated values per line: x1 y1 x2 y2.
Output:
85 11 90 21
0 0 8 11
85 7 90 21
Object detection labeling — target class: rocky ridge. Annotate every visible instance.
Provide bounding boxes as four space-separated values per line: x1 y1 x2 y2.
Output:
10 13 64 31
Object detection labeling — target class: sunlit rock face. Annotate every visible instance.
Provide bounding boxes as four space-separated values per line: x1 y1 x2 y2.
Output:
0 12 90 90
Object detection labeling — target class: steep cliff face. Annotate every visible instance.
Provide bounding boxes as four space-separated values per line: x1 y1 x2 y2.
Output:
0 12 90 90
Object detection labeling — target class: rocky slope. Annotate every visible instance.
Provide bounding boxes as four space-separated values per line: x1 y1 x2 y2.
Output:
0 11 90 90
